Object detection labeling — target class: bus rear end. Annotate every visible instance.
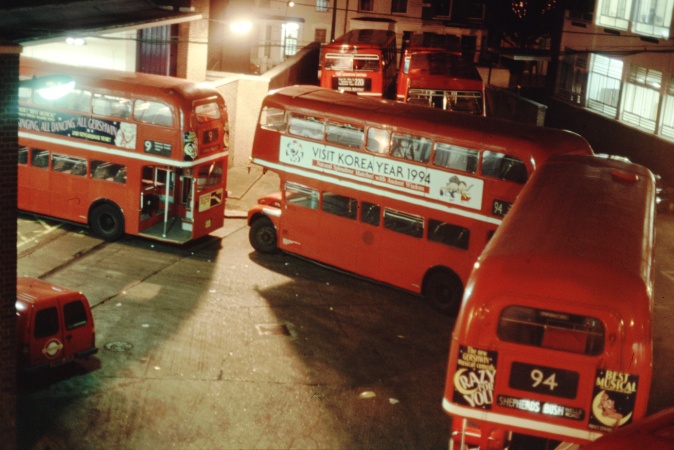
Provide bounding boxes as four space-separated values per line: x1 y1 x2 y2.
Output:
398 51 485 115
443 154 655 448
320 29 396 98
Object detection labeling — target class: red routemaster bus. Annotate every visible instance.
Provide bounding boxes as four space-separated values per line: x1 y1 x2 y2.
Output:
18 57 228 244
320 29 397 99
247 86 593 313
443 154 655 448
397 33 485 115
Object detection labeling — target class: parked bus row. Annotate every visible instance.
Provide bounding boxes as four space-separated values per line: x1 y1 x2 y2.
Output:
442 154 656 449
18 56 229 244
246 85 594 313
320 30 486 115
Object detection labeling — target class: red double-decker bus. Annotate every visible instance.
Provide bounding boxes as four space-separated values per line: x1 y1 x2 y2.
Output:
443 154 655 448
397 33 485 115
246 86 593 313
320 29 397 99
18 57 229 243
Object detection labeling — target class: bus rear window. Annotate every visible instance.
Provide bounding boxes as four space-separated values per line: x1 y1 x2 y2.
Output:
194 102 221 123
497 305 605 356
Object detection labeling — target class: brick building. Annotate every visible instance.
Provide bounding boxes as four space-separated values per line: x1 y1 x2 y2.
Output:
0 1 210 447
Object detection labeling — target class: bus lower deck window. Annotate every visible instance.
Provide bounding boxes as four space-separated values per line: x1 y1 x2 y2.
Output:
428 219 470 250
384 209 424 238
322 192 357 219
285 182 318 209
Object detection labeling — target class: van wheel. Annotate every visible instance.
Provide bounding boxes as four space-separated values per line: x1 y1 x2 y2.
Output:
90 203 125 241
249 217 278 254
424 271 463 315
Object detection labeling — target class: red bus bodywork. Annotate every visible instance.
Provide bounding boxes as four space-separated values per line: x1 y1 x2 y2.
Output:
581 407 674 449
321 29 397 99
248 86 594 313
443 154 655 447
397 34 484 115
18 57 228 243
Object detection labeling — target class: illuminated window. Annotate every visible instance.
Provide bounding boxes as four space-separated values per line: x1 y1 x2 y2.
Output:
595 0 632 30
621 65 662 133
587 54 623 118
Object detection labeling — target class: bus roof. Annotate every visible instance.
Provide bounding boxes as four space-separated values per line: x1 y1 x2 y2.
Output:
466 154 655 314
20 56 222 104
407 32 462 53
265 85 593 160
328 29 395 48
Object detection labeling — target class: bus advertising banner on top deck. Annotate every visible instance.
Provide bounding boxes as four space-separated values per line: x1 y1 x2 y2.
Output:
279 135 485 211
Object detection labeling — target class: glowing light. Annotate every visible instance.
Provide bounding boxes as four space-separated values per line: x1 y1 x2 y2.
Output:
37 80 76 100
66 37 86 46
230 20 252 34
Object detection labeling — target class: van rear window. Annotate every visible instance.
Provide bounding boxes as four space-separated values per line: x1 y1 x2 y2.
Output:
497 305 604 356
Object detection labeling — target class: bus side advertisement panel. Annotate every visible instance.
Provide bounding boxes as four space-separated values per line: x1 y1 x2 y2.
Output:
278 135 484 210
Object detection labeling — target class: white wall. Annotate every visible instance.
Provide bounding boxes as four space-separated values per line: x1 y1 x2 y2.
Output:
21 30 137 71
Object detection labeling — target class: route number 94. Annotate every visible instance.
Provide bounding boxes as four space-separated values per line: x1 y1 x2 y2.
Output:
531 369 558 391
509 362 579 399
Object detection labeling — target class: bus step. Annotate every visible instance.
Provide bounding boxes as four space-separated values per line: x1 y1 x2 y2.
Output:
139 217 192 244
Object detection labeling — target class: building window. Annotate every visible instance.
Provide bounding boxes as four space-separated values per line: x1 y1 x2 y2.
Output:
660 75 674 140
621 65 662 133
314 28 327 43
282 23 299 58
316 0 329 12
558 50 588 106
595 0 632 30
391 0 407 14
632 0 674 38
587 54 623 118
359 0 374 12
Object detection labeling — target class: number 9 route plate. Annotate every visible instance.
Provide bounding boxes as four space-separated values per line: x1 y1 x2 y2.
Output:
509 361 579 399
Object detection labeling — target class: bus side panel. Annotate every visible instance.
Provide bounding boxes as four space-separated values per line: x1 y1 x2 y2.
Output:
317 201 381 281
49 171 90 224
19 165 51 217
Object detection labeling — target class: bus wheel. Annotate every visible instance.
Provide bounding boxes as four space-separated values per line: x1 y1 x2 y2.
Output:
424 271 463 315
249 217 278 254
90 203 125 241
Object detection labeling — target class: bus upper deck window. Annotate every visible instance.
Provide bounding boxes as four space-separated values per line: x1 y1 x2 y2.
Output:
497 305 605 356
391 133 431 163
434 143 478 173
19 86 31 104
288 113 325 140
194 102 221 123
482 151 528 184
135 100 175 127
93 94 131 119
366 128 390 154
326 122 364 148
259 106 286 131
354 54 379 72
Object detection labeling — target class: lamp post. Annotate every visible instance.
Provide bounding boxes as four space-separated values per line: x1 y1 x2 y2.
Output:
330 0 337 41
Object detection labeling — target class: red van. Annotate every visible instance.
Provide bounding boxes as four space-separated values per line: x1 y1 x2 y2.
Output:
16 277 97 370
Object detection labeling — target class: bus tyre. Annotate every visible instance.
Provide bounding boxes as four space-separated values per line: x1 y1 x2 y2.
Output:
90 203 125 241
425 271 462 315
249 217 278 254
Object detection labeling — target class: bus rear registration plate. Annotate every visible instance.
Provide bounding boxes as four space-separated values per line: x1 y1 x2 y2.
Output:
509 361 579 399
333 78 371 92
